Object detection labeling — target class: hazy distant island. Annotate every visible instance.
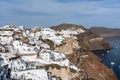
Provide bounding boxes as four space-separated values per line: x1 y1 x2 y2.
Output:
90 27 120 38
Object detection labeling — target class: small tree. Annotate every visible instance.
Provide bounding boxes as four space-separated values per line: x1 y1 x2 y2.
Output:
42 39 54 50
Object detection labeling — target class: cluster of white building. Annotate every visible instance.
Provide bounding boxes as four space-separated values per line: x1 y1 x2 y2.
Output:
0 25 85 80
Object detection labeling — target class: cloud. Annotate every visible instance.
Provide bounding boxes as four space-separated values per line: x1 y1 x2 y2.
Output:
0 0 120 28
0 0 19 3
11 9 56 16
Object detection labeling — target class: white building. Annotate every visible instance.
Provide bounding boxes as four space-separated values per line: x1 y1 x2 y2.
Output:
40 49 66 62
0 57 4 66
0 54 9 67
41 28 56 38
57 29 85 38
12 40 36 55
40 49 55 61
0 29 14 44
40 28 64 45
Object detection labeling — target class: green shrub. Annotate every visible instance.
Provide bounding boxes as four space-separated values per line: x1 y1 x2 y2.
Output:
20 75 23 79
41 39 54 49
70 68 77 73
45 65 50 70
32 44 36 46
55 33 61 36
88 78 95 80
58 77 62 80
27 78 32 80
51 64 61 69
45 64 61 70
27 72 30 74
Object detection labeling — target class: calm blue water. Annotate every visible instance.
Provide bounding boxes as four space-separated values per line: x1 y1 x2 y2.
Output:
101 38 120 80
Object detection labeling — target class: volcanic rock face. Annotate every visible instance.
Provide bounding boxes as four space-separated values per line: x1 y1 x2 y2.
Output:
51 23 86 31
67 52 117 80
48 67 77 80
76 30 111 51
90 27 120 38
55 37 80 55
52 23 117 80
81 52 117 80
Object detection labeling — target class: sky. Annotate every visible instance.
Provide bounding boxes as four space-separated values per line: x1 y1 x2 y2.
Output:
0 0 120 28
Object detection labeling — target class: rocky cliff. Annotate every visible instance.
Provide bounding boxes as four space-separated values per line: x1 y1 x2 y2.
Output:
81 52 116 80
90 27 120 38
76 30 112 51
67 51 117 80
55 37 80 55
51 23 117 80
51 23 86 31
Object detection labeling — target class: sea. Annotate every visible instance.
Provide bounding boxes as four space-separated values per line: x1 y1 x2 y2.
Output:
98 37 120 80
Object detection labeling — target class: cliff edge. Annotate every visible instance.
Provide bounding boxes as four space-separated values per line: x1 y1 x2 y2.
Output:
51 23 117 80
90 27 120 38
